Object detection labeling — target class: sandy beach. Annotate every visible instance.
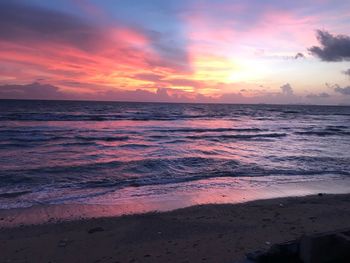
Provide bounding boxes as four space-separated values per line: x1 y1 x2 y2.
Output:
1 193 350 263
2 0 350 262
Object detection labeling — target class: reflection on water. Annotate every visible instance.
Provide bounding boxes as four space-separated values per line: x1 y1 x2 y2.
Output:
1 175 350 227
0 100 349 209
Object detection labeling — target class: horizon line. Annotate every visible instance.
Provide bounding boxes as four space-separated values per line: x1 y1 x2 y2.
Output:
0 98 349 107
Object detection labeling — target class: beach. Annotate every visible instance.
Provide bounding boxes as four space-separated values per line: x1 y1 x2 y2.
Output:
1 102 350 262
1 193 350 263
1 0 350 261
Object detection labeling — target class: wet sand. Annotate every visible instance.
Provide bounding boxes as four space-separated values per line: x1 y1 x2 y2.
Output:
1 193 350 263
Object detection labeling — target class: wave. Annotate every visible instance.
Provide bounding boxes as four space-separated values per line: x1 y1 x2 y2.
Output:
148 133 287 141
1 113 350 122
7 136 66 143
282 110 300 114
151 127 265 133
271 155 350 164
186 133 287 140
1 102 350 208
60 141 98 146
0 190 31 199
0 113 226 122
119 144 151 148
3 156 348 192
0 157 239 184
1 134 130 147
0 128 75 133
0 142 35 148
75 135 129 142
1 102 350 122
295 131 350 136
0 113 125 121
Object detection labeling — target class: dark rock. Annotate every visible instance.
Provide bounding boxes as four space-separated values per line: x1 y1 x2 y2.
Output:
58 240 68 248
247 241 301 263
299 230 350 263
88 227 105 234
243 229 350 263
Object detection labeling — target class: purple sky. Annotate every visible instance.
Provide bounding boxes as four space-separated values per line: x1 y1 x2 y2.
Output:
0 0 350 104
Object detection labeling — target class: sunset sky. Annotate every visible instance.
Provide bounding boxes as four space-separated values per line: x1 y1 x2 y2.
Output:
0 0 350 104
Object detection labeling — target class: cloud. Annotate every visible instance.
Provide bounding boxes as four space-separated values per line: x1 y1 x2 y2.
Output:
308 30 350 61
165 78 202 88
342 69 350 77
1 1 348 105
0 82 68 100
0 1 191 86
132 73 164 82
218 83 302 104
0 1 105 52
1 81 343 105
0 82 198 102
218 92 247 104
334 85 350 95
294 52 305 59
150 36 191 72
306 92 330 99
280 83 294 95
92 87 205 103
0 1 188 59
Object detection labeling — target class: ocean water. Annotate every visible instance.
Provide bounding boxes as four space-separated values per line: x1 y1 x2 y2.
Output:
0 100 350 209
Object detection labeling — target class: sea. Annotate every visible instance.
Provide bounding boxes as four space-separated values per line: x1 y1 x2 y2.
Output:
1 100 350 210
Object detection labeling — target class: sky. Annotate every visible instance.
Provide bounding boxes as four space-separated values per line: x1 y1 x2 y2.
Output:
0 0 350 104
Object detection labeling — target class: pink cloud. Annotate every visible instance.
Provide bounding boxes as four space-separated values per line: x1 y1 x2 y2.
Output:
1 1 348 105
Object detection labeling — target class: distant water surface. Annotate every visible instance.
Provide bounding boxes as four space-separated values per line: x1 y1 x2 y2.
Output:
0 100 349 209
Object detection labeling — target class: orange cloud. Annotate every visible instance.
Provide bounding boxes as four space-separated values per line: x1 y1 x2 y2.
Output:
0 1 347 105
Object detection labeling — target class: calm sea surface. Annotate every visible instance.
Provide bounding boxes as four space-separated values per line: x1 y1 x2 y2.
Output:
0 100 350 209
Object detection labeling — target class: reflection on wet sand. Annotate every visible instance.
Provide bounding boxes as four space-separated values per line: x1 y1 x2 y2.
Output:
1 175 349 227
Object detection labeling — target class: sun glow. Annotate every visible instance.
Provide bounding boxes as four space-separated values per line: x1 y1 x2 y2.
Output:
191 55 240 83
227 59 271 83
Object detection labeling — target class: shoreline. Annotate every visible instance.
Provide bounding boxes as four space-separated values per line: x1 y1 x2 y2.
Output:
1 175 350 228
1 193 350 262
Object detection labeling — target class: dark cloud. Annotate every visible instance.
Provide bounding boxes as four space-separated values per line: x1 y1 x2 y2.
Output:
0 82 68 100
151 39 191 72
308 30 350 61
156 88 171 100
342 69 350 77
334 85 350 95
294 53 305 59
0 1 105 52
95 87 197 103
0 82 184 102
280 83 293 95
306 92 330 99
0 1 190 72
133 73 165 82
0 81 339 104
